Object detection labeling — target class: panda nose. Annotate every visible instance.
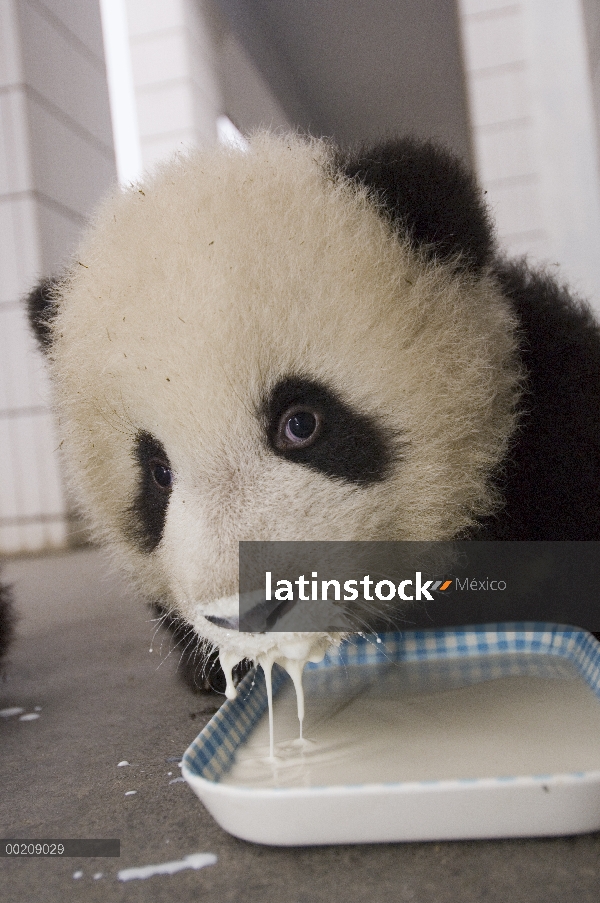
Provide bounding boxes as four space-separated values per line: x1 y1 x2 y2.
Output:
236 597 298 632
205 615 239 630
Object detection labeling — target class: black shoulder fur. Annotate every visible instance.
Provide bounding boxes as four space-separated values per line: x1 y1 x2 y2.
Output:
476 260 600 540
337 137 495 272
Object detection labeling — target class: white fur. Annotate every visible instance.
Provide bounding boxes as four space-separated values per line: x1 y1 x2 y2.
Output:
47 133 521 663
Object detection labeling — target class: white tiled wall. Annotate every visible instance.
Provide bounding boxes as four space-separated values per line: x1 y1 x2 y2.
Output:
582 0 600 144
460 3 550 257
459 0 600 309
125 0 222 169
0 0 116 554
121 0 290 173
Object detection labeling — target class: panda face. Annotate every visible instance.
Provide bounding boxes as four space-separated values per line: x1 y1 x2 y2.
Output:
43 134 520 660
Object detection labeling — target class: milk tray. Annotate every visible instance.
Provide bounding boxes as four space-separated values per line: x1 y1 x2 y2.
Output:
182 624 600 845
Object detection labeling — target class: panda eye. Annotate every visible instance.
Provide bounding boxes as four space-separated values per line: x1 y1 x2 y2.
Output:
265 377 398 485
149 458 173 490
276 405 322 450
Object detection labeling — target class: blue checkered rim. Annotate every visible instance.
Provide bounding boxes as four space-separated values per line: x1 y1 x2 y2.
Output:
182 623 600 783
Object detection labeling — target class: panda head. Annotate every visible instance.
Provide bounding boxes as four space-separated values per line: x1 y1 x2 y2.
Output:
28 133 520 663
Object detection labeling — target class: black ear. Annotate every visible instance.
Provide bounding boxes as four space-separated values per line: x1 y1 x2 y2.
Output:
337 138 495 273
26 276 60 352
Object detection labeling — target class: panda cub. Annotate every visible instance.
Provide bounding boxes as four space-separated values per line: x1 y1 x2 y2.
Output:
27 133 600 690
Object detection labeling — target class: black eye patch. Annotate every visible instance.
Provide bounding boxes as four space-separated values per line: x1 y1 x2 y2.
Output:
124 431 173 553
263 377 400 486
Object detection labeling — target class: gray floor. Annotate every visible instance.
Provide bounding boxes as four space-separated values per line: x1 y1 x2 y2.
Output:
0 549 599 903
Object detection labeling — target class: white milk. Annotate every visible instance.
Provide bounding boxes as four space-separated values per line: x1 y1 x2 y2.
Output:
220 636 331 758
222 654 600 788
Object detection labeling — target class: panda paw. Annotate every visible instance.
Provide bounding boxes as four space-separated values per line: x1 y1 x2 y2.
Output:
0 577 15 674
